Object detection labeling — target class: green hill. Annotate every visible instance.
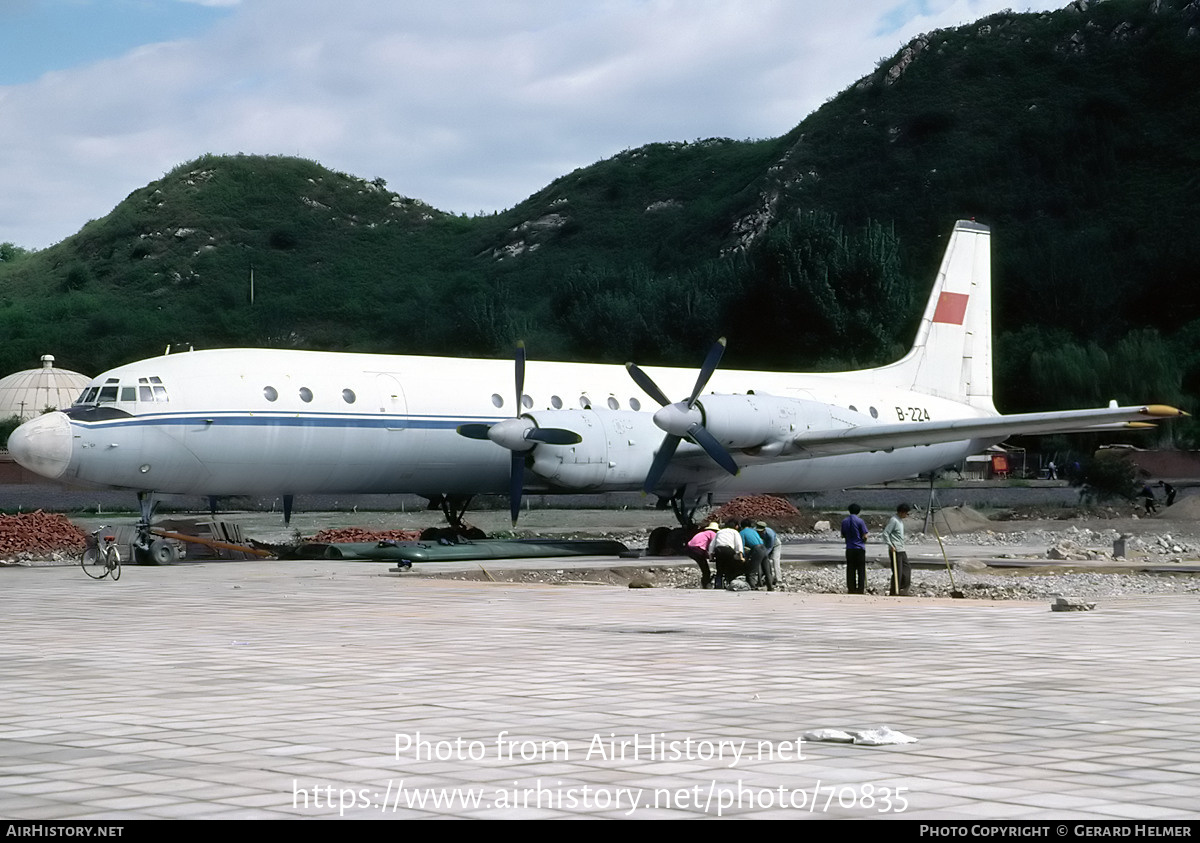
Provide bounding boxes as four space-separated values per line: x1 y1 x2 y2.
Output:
1 0 1198 443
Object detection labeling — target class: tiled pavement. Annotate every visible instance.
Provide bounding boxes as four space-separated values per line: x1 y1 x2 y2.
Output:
2 559 1198 819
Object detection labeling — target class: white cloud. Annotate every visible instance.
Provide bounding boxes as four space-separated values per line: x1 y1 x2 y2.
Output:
0 0 1060 248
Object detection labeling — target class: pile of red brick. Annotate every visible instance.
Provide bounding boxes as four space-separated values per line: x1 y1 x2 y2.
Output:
704 495 808 528
310 527 422 544
0 511 87 554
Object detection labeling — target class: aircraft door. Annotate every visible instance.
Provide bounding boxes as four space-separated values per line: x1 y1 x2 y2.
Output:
374 373 416 484
376 374 407 416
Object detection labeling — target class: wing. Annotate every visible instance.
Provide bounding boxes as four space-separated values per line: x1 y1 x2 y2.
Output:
785 404 1186 459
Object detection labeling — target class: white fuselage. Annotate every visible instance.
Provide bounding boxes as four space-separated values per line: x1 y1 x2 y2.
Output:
14 222 1175 504
13 347 993 498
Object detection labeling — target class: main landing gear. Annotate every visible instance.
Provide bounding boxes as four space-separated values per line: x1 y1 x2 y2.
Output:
646 487 708 556
421 494 486 541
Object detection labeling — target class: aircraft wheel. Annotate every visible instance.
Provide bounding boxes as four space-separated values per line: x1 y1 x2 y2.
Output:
647 527 672 556
147 539 179 565
132 544 154 566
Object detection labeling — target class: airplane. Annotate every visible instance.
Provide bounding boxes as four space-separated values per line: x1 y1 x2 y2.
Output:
8 220 1184 562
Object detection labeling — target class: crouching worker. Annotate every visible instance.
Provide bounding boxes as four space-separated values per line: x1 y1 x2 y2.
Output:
685 522 718 589
739 518 771 590
709 520 745 589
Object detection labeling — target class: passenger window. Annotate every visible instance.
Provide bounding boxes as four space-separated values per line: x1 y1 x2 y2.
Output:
299 387 313 403
521 394 533 409
491 393 504 408
551 395 563 409
630 398 641 411
342 389 356 404
579 394 591 409
264 386 278 402
607 397 619 410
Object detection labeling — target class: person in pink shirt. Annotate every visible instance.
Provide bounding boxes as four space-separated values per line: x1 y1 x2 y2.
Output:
685 522 719 589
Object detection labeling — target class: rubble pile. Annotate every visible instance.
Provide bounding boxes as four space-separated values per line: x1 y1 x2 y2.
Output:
310 527 422 544
0 511 87 555
705 495 807 528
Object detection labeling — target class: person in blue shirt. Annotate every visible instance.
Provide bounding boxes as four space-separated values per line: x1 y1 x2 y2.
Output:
840 503 869 594
738 519 771 590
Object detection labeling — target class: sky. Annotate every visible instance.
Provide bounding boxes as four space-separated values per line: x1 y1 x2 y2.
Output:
0 0 1063 249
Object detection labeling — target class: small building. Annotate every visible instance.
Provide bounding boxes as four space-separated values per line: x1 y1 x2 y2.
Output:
0 355 90 421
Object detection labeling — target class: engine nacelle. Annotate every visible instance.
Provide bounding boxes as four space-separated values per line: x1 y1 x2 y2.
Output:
696 393 836 451
525 409 662 491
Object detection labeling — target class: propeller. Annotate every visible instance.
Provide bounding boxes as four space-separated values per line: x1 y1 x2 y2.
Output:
626 338 739 494
456 342 581 525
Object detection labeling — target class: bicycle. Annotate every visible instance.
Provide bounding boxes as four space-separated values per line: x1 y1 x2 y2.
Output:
81 526 121 580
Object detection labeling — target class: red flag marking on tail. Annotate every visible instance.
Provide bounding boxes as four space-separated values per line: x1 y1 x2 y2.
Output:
932 292 969 325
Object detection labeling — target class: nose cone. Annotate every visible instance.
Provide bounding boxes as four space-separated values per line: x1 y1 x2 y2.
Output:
487 417 536 452
652 402 702 438
8 412 73 480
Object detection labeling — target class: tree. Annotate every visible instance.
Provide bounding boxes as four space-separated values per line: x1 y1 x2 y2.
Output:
1072 450 1140 504
0 242 29 263
0 414 22 448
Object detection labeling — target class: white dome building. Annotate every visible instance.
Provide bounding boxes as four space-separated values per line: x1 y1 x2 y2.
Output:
0 355 91 420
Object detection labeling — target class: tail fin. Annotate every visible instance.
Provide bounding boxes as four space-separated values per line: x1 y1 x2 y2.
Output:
874 220 994 412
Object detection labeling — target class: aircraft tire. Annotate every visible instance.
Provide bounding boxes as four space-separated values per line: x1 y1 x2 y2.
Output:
647 527 672 556
147 539 179 566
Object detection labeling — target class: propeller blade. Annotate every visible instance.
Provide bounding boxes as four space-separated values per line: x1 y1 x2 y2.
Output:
687 337 726 407
514 341 526 411
526 427 583 446
643 435 682 494
457 423 493 440
688 423 739 476
625 362 672 408
510 451 525 526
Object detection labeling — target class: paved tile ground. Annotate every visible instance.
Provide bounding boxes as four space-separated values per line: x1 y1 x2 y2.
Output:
2 558 1199 820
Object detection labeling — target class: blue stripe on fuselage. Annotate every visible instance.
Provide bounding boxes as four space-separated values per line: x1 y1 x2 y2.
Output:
66 412 503 431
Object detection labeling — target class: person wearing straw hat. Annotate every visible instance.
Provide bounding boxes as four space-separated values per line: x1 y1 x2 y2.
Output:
684 522 719 589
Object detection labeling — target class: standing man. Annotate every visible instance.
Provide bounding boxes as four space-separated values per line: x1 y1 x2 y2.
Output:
883 503 912 596
840 503 869 594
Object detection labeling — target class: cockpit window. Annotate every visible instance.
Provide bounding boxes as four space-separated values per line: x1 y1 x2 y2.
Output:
121 387 136 402
97 386 118 404
135 376 169 402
